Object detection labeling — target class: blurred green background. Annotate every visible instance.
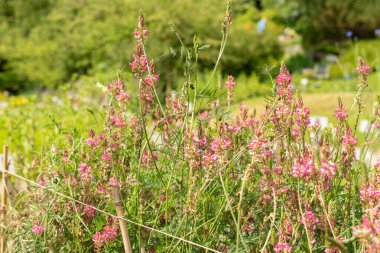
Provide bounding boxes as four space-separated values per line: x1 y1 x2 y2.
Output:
0 0 379 93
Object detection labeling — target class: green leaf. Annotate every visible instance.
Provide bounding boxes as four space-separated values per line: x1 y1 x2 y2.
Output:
199 44 211 50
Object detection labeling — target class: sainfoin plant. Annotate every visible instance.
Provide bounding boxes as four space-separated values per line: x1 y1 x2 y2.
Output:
6 6 380 253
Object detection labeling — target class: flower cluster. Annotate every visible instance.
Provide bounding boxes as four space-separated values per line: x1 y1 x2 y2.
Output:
92 221 119 249
334 100 348 121
357 58 371 76
31 221 44 235
274 242 292 253
353 215 380 251
292 152 315 178
133 13 149 42
319 161 337 179
107 79 130 107
78 163 92 183
129 14 160 113
275 62 293 103
357 57 370 88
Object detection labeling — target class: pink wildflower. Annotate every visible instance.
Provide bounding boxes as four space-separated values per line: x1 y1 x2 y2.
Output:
92 231 103 249
295 107 311 127
130 117 137 128
210 138 220 152
129 54 148 75
292 155 315 178
86 137 100 147
334 109 348 120
108 177 121 187
62 151 69 163
301 210 319 231
202 153 219 168
276 70 292 85
134 29 149 41
32 222 44 235
275 105 290 119
102 225 118 241
324 247 340 253
352 216 373 239
133 13 149 42
334 100 348 120
37 177 47 187
360 184 380 202
144 74 160 87
96 182 107 195
275 63 293 103
221 137 232 150
225 75 236 104
115 92 130 103
199 111 210 121
83 206 96 219
78 163 92 183
101 152 112 160
92 223 119 249
224 75 236 89
274 242 292 253
356 62 370 76
111 115 126 128
319 161 337 179
342 133 357 148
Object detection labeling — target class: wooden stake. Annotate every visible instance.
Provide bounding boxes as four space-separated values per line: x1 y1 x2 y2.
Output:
113 188 132 253
1 146 9 253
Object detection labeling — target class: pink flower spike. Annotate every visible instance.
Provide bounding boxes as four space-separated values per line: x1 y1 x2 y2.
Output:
334 109 348 120
356 63 370 76
224 75 236 89
276 63 292 86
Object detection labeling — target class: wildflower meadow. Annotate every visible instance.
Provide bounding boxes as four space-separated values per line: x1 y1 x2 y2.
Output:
1 2 380 253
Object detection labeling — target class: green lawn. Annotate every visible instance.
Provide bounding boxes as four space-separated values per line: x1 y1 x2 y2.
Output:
233 91 376 120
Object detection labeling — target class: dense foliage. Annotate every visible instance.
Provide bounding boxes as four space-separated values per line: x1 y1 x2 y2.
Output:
0 0 283 92
285 0 380 50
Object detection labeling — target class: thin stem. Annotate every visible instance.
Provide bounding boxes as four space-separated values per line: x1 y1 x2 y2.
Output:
139 81 165 186
236 166 250 252
141 45 166 119
297 181 313 253
218 174 250 253
260 189 277 253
